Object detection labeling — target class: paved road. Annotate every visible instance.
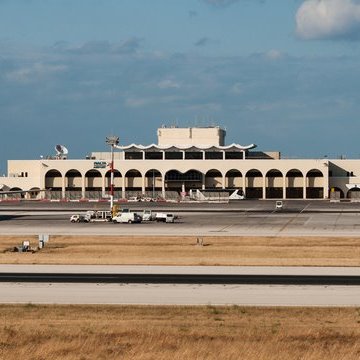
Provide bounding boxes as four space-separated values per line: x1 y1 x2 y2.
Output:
2 265 360 275
0 265 359 306
1 209 360 236
1 282 359 306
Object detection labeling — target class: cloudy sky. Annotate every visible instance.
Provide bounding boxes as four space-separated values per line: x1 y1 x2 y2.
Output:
1 0 360 174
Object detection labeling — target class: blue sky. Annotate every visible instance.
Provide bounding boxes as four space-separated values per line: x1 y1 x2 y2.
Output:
1 0 360 174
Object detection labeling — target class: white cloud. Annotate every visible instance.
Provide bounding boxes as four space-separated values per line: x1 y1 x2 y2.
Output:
6 62 67 83
202 0 238 7
296 0 360 40
231 82 244 95
125 97 149 108
201 0 265 7
265 49 283 60
157 79 180 89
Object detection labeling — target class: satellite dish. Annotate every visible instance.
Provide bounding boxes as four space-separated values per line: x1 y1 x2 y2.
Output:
55 144 68 155
55 144 68 159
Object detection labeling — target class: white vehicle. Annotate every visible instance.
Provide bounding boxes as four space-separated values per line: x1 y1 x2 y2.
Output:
155 212 176 223
70 214 88 223
70 214 89 223
141 209 156 221
112 212 142 224
275 201 283 210
86 210 112 222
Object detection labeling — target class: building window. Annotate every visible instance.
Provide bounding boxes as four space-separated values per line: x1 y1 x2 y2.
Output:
165 152 183 160
225 152 243 159
205 152 223 160
185 152 203 160
145 152 163 160
125 152 143 160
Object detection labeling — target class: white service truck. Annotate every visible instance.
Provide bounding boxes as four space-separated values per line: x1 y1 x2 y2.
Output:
85 210 112 222
112 212 142 223
155 212 177 223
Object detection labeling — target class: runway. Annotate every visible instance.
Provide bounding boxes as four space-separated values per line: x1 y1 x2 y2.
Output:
1 283 359 306
0 265 359 306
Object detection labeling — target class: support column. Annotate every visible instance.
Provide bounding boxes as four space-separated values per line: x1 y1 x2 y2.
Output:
243 175 247 198
222 175 226 190
142 175 146 195
303 177 307 199
81 176 86 199
122 177 126 199
102 175 106 198
262 176 266 199
161 176 165 199
202 174 206 190
61 176 66 200
323 169 329 199
282 176 286 199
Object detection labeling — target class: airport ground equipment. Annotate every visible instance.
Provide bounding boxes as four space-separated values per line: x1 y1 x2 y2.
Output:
155 213 176 223
112 212 142 224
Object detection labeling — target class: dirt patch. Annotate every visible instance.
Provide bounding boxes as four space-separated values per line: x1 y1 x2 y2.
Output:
1 235 360 266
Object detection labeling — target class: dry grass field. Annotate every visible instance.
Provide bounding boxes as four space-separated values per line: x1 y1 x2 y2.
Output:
1 235 360 266
1 305 360 360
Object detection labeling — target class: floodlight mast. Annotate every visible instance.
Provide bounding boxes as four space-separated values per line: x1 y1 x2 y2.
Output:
105 136 120 211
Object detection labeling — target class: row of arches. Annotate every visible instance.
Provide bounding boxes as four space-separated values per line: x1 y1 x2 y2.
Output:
40 167 327 200
45 168 325 179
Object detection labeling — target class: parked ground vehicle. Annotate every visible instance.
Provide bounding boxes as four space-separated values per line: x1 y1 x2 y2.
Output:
275 201 283 210
112 212 142 223
155 212 176 223
141 209 156 221
86 210 112 222
70 214 89 223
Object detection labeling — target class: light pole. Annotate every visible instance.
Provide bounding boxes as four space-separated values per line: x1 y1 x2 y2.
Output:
106 135 120 211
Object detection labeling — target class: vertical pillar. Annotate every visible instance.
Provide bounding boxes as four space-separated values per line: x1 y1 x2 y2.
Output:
202 174 206 190
222 175 226 189
243 175 246 198
323 169 329 199
282 176 286 199
262 176 266 199
223 151 225 160
142 175 146 195
122 176 126 199
161 176 165 199
62 176 66 200
162 151 165 160
81 176 85 199
182 151 185 160
142 151 145 160
102 175 106 198
303 176 307 199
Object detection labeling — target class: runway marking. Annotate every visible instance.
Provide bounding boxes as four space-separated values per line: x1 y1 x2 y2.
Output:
275 206 309 235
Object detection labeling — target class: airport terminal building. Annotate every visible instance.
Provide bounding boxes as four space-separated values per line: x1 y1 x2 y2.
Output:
1 126 360 201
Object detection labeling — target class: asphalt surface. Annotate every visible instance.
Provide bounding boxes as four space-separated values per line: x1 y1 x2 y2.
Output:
2 202 360 236
1 201 360 306
1 283 359 306
2 272 360 285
